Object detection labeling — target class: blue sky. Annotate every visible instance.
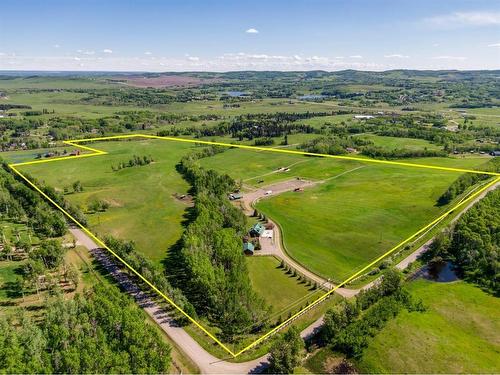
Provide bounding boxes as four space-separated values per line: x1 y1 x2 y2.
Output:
1 0 499 71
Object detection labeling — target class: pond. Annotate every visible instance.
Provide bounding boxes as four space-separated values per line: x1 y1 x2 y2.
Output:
298 94 326 100
226 91 248 97
419 261 459 282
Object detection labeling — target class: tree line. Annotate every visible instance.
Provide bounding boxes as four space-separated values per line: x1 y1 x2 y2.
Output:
321 270 425 359
0 162 67 237
437 157 500 206
172 146 269 340
428 189 499 295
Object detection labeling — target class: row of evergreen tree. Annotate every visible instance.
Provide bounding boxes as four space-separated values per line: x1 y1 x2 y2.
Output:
437 157 500 206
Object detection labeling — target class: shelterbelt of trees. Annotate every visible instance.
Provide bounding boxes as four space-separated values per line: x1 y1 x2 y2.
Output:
321 270 425 359
0 284 171 373
437 157 500 206
172 146 269 340
299 135 447 159
429 189 499 295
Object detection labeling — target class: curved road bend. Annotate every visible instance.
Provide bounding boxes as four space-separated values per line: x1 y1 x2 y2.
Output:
69 180 498 374
241 176 499 297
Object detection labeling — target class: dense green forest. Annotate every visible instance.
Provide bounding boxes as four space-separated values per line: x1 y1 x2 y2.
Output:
0 284 171 373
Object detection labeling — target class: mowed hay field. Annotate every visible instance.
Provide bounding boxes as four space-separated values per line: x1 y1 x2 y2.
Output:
256 164 465 281
199 147 364 187
199 146 489 282
358 280 500 373
19 139 196 264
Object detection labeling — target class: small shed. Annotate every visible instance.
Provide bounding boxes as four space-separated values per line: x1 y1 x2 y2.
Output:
250 223 265 237
243 242 255 255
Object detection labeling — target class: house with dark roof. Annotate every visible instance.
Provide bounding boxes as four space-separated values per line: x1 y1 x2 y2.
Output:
243 242 255 255
249 223 265 237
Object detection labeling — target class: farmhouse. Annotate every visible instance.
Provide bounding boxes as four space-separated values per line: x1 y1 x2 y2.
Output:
243 242 255 255
250 223 265 237
354 115 374 120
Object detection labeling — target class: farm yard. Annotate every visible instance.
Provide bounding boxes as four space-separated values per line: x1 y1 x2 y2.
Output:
198 144 490 282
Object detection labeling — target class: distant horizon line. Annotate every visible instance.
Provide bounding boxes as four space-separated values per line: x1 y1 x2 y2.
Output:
1 68 500 75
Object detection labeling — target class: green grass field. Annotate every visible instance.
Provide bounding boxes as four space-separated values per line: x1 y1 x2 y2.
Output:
246 256 323 321
256 163 466 281
198 145 489 282
19 139 196 264
355 134 443 151
13 138 491 279
358 280 500 373
199 147 364 187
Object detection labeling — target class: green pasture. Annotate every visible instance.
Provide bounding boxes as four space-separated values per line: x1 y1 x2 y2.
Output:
246 256 323 321
359 280 500 373
19 139 196 264
255 163 467 281
355 134 443 151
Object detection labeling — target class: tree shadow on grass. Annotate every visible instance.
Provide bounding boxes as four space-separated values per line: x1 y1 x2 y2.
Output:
161 205 196 290
161 162 198 290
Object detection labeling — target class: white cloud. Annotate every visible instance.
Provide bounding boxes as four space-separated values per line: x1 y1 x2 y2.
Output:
144 51 152 55
433 55 467 60
424 11 500 28
1 50 494 72
432 43 440 47
103 49 113 54
487 42 500 47
245 28 259 34
349 55 363 59
384 54 409 59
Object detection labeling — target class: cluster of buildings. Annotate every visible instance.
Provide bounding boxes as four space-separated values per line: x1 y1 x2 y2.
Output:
243 222 274 255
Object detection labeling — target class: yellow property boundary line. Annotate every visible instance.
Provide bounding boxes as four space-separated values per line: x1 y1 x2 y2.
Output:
7 134 500 358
